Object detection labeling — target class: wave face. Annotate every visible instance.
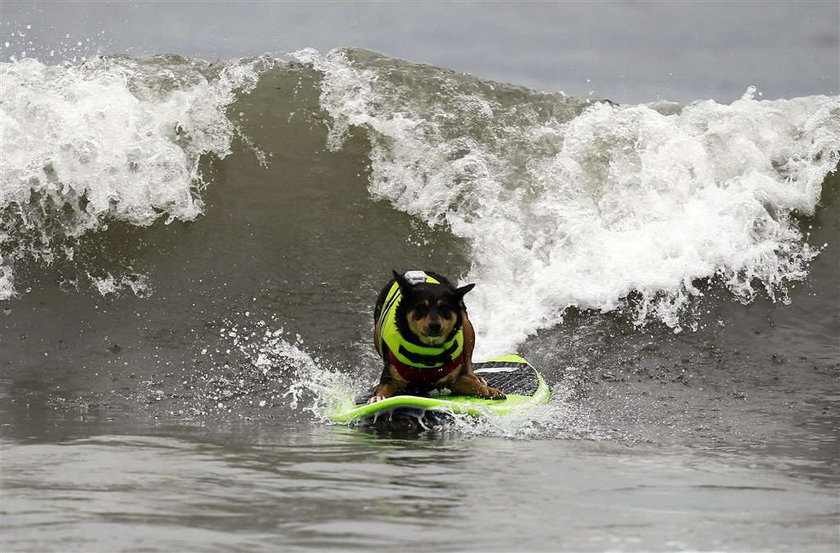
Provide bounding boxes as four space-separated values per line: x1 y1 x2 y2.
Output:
0 55 267 299
0 49 838 405
299 48 840 356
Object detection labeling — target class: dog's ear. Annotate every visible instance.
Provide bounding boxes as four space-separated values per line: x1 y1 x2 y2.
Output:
393 270 412 294
454 283 475 300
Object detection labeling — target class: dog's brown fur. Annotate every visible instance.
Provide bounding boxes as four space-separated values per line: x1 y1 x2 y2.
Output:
370 270 505 403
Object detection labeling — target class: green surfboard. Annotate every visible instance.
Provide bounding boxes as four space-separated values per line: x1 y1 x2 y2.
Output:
328 354 549 423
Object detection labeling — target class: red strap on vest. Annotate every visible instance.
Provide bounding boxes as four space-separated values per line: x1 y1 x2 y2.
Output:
388 351 463 386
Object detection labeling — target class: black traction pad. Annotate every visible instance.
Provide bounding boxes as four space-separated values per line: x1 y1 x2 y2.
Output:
473 360 540 396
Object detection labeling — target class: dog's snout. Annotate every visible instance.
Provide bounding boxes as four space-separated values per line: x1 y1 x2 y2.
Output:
428 320 442 334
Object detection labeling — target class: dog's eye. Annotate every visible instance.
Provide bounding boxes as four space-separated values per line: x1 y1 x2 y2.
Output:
438 304 453 318
412 305 429 319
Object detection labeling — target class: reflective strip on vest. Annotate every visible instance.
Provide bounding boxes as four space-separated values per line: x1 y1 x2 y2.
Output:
376 275 463 369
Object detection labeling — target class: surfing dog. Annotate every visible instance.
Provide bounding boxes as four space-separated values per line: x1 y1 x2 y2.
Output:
369 270 505 402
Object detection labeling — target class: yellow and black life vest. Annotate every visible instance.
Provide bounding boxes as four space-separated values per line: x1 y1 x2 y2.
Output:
376 274 464 383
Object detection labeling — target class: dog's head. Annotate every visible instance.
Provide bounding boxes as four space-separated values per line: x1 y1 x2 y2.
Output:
393 270 475 346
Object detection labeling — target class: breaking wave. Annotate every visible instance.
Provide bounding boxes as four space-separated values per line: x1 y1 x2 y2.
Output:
0 54 269 299
2 47 838 370
299 48 840 356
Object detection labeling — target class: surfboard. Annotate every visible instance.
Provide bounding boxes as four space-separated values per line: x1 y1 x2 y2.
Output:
328 354 549 423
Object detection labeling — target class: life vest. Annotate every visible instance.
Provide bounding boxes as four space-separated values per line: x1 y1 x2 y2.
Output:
376 273 464 385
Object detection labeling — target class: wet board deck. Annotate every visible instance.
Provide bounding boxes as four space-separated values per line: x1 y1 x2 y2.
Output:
328 354 549 423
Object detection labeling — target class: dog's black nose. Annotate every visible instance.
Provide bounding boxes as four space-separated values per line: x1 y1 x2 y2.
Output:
428 320 442 334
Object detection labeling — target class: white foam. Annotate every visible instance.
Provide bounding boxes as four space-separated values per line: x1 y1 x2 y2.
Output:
0 259 15 299
0 55 268 299
305 49 840 357
87 271 152 298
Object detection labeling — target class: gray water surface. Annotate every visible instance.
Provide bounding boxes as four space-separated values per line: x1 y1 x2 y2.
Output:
2 420 838 553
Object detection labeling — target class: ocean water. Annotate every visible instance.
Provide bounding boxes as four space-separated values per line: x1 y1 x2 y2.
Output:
1 4 839 552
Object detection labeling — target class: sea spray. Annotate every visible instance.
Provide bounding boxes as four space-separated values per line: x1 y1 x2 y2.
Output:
208 318 357 420
443 369 604 440
301 48 840 357
216 314 594 436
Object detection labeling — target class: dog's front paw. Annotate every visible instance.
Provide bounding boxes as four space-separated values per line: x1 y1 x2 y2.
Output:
485 387 506 400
